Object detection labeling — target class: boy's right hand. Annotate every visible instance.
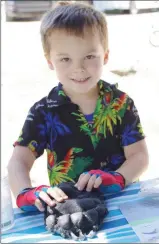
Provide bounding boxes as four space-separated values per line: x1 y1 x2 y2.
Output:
16 185 68 212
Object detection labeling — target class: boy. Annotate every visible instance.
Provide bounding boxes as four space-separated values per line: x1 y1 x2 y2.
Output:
7 1 149 212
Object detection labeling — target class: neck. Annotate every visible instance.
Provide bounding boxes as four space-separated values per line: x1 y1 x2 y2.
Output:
63 85 99 104
63 85 99 115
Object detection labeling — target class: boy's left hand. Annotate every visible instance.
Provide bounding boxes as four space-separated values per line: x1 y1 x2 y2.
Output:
75 170 125 193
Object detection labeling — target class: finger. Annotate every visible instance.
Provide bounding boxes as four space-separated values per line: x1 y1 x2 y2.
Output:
57 187 68 199
34 198 45 212
48 187 68 201
47 187 66 202
56 188 68 199
75 173 85 187
77 173 91 191
86 174 97 192
39 191 55 206
94 176 102 188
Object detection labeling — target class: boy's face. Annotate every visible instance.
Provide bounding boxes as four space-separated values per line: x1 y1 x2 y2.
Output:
47 29 108 95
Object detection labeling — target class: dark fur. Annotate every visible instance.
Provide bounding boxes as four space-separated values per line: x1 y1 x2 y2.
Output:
44 182 108 240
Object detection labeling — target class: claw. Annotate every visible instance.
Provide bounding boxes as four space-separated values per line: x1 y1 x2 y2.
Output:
93 225 99 232
87 230 96 238
60 231 68 239
54 225 61 235
60 229 71 239
45 215 56 231
79 230 86 241
47 206 54 214
70 232 78 241
46 225 55 233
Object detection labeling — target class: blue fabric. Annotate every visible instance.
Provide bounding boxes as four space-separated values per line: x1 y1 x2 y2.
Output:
99 184 122 193
1 182 142 243
20 205 39 212
84 113 94 122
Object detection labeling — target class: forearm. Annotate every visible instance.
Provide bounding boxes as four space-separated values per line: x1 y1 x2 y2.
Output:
7 160 32 198
116 151 149 185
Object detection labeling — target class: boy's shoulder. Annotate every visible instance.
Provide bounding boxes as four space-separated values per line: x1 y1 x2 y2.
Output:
30 83 70 112
100 80 133 103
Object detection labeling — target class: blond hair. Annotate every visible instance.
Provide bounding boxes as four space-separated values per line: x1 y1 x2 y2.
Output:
40 1 108 58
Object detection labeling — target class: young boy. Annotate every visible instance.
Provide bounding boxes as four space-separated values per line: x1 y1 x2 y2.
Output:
7 1 149 212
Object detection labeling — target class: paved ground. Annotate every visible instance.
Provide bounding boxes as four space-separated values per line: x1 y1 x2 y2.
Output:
1 4 159 198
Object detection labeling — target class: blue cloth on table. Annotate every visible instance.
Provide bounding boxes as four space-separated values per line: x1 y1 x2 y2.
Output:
1 182 141 243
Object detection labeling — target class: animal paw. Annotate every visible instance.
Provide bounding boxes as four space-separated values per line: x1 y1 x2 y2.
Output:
44 182 108 240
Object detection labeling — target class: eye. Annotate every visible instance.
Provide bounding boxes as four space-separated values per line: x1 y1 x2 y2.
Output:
86 55 96 60
60 58 70 62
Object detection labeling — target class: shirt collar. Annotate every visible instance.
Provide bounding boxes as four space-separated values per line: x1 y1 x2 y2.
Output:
47 80 118 107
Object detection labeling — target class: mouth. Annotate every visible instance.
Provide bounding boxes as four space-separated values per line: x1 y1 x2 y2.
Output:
71 77 90 83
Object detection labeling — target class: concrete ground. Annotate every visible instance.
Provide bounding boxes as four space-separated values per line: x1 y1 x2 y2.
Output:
1 4 159 206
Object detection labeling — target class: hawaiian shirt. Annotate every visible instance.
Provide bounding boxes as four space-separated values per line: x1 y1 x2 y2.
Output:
14 80 145 186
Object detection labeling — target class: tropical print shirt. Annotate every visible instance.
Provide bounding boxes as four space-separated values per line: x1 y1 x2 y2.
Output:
14 80 145 186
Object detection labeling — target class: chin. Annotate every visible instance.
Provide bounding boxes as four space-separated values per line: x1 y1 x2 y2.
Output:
73 82 98 94
73 87 94 95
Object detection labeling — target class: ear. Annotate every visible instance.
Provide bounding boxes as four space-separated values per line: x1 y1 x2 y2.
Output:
47 59 54 70
104 50 109 65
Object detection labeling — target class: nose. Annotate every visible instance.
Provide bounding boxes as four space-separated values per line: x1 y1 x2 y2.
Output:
72 60 85 73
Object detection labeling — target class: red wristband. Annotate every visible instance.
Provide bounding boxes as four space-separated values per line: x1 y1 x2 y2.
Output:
16 185 49 209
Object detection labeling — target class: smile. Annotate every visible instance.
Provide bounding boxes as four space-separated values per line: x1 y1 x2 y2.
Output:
71 77 90 83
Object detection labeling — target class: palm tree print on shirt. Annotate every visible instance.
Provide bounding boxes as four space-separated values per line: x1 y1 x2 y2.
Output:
121 120 144 146
111 154 125 165
47 147 85 185
37 112 71 150
72 90 128 149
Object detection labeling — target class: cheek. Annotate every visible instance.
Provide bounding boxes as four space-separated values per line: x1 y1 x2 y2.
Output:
54 62 70 76
85 58 103 72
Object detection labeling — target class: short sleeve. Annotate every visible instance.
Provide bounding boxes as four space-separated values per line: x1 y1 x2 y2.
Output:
119 96 145 147
13 103 47 158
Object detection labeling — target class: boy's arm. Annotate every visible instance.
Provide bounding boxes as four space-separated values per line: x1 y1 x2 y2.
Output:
7 101 46 200
8 145 50 212
7 145 36 198
7 102 68 211
7 145 68 212
115 95 149 185
76 139 149 192
116 138 149 185
76 95 149 193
